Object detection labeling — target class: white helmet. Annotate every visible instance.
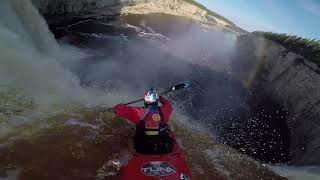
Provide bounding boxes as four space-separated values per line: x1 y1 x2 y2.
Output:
144 89 159 105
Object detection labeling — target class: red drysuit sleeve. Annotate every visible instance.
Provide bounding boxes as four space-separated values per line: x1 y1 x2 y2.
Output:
114 104 144 125
159 96 172 123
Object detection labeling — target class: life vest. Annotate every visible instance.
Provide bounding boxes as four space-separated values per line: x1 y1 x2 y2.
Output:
134 106 172 154
138 106 168 136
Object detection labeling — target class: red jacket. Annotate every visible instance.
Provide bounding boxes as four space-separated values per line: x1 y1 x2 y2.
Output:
114 96 172 125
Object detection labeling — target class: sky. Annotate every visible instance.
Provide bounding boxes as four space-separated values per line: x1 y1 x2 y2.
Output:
197 0 320 39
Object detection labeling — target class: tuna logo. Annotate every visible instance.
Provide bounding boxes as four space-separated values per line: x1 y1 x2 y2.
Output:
141 161 176 176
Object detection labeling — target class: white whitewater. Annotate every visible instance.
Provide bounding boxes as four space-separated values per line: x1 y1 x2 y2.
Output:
268 165 320 180
0 0 114 109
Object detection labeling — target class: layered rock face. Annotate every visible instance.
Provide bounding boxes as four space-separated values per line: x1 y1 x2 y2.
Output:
32 0 229 25
120 0 208 21
32 0 206 17
233 34 320 165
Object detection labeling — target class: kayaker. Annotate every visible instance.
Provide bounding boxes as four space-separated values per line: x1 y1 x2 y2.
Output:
114 89 174 154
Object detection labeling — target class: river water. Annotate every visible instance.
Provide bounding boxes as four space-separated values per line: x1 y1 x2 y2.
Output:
0 0 295 179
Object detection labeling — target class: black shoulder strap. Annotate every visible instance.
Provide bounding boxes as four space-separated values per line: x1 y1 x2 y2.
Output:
158 106 168 133
140 108 147 122
157 106 164 123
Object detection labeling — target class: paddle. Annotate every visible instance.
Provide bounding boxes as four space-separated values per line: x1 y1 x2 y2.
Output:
124 81 190 105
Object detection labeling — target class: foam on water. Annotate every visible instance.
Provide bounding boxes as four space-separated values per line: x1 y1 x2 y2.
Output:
268 165 320 180
0 0 125 111
0 0 134 144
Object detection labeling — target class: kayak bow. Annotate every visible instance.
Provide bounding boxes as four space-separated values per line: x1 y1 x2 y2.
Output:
120 128 192 180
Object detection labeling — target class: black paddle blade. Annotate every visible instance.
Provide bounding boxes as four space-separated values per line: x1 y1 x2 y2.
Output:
169 81 190 92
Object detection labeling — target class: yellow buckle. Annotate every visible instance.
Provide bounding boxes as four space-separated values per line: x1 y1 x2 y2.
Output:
145 131 159 135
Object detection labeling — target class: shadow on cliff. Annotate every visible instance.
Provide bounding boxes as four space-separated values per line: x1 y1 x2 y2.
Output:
36 0 126 39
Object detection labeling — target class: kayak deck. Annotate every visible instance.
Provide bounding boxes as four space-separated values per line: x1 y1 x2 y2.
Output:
120 130 192 180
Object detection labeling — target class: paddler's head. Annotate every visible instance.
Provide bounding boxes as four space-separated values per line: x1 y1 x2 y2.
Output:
144 88 159 107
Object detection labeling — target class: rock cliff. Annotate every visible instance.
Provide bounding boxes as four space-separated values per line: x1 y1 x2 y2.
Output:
233 34 320 165
32 0 231 27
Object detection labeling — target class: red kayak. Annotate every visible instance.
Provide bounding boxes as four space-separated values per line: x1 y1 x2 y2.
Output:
120 129 192 180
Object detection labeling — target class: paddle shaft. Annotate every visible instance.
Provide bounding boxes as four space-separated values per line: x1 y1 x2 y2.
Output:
124 90 169 106
124 82 189 105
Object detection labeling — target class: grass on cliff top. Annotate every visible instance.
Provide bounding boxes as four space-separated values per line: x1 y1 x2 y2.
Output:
183 0 236 26
255 31 320 65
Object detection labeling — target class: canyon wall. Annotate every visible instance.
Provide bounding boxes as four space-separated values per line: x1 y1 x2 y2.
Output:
233 34 320 165
32 0 232 26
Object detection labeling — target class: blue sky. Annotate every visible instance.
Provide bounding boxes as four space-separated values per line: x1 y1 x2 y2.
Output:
197 0 320 39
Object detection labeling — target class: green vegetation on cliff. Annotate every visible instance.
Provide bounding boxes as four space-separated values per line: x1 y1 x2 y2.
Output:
183 0 235 26
256 31 320 65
